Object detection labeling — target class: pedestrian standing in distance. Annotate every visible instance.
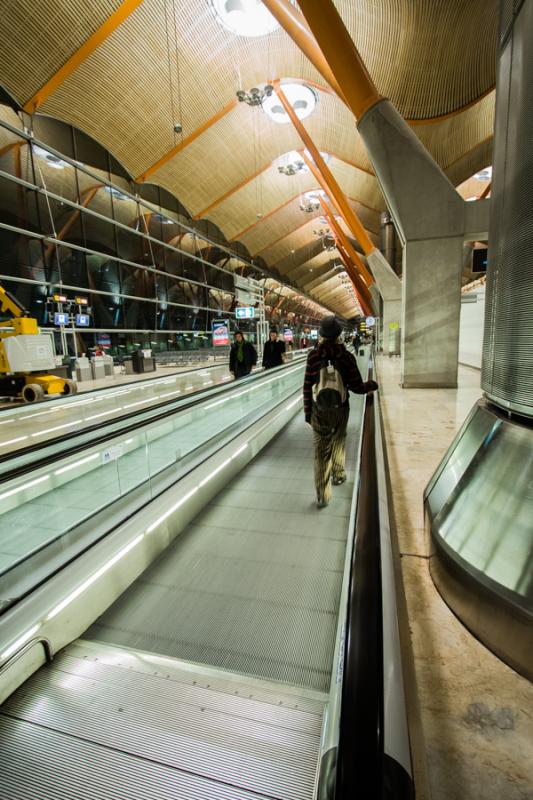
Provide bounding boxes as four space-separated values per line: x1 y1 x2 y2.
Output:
229 330 257 379
262 328 286 369
303 316 378 509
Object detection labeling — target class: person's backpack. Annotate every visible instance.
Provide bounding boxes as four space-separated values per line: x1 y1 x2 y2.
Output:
313 358 347 409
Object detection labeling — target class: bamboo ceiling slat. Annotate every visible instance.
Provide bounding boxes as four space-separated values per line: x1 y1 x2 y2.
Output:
287 248 337 281
0 0 499 316
445 138 493 190
414 91 495 172
240 196 322 254
337 0 498 120
264 224 326 266
0 0 122 105
215 159 380 243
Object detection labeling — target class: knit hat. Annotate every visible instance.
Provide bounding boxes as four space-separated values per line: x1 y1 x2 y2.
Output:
319 315 342 339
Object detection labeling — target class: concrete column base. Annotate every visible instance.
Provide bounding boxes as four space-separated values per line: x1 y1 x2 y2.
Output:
401 237 463 388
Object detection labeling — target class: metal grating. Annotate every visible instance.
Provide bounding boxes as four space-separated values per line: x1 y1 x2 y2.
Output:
482 0 533 417
0 642 325 800
84 411 362 692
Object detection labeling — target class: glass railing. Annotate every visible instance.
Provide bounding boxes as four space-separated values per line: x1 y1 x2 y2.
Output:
0 353 308 474
0 360 305 610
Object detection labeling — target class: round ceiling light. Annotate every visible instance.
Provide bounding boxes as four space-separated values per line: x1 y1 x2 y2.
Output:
474 166 492 181
210 0 279 38
32 144 68 170
304 189 326 201
262 83 317 124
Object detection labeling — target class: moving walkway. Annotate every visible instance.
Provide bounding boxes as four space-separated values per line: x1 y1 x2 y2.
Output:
0 350 414 799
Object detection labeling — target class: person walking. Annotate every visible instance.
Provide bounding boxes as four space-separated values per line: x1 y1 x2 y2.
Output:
262 328 286 369
229 331 257 379
303 316 378 508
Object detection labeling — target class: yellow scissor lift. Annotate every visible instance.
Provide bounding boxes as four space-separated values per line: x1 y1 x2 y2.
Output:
0 285 77 403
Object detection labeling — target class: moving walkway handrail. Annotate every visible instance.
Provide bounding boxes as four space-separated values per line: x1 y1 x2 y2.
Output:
318 351 415 799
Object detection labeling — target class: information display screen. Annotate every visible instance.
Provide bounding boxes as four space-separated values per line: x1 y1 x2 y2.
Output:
235 306 255 319
75 314 90 327
53 312 69 325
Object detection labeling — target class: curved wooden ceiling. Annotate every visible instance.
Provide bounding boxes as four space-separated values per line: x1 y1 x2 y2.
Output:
0 0 498 317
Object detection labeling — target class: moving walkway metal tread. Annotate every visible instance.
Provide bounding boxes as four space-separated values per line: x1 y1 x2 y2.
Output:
84 410 361 692
0 642 324 800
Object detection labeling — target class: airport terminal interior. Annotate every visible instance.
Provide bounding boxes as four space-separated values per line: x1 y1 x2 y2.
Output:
0 1 532 798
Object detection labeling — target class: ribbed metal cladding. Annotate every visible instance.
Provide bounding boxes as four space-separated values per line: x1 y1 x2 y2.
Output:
481 0 533 417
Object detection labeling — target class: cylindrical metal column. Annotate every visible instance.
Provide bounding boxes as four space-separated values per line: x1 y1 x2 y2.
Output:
481 0 533 417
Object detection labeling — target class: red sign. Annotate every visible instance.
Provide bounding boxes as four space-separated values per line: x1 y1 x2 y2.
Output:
212 320 230 347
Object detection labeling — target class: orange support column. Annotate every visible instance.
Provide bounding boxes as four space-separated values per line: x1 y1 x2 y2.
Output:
293 0 383 121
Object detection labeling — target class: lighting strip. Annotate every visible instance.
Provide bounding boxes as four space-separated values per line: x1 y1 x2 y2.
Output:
46 534 144 620
54 453 100 476
31 420 83 437
0 474 50 503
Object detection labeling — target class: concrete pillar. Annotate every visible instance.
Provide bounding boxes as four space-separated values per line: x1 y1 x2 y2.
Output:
358 100 490 386
401 237 464 387
366 249 402 355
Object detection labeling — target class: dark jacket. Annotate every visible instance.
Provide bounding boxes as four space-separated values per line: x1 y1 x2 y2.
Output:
229 339 257 377
303 341 375 421
262 339 286 369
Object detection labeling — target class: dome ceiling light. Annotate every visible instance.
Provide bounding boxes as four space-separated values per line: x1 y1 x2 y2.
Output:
277 149 330 176
210 0 280 38
474 166 492 181
262 83 317 125
32 144 67 170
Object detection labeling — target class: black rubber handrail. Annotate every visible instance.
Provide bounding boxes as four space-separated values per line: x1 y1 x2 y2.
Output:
335 391 384 799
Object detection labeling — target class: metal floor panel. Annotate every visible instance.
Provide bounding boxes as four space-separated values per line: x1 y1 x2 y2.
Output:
0 643 324 800
85 408 362 691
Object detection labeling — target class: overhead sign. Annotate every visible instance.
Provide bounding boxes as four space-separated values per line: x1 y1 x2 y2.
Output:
365 316 376 327
75 296 89 306
235 306 255 319
53 293 67 303
75 313 90 327
212 319 230 347
53 312 69 325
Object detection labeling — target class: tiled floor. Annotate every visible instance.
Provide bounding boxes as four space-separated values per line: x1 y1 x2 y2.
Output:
377 356 533 800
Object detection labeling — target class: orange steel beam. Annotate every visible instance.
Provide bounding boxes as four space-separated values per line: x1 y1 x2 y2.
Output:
136 99 238 183
0 141 25 158
332 248 372 316
23 0 145 114
299 149 375 265
229 192 307 241
480 181 492 199
294 0 383 121
319 196 371 287
336 242 373 312
274 85 376 266
261 0 347 104
193 158 273 220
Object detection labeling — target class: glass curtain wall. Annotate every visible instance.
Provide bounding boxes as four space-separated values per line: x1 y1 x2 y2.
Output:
0 104 324 356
